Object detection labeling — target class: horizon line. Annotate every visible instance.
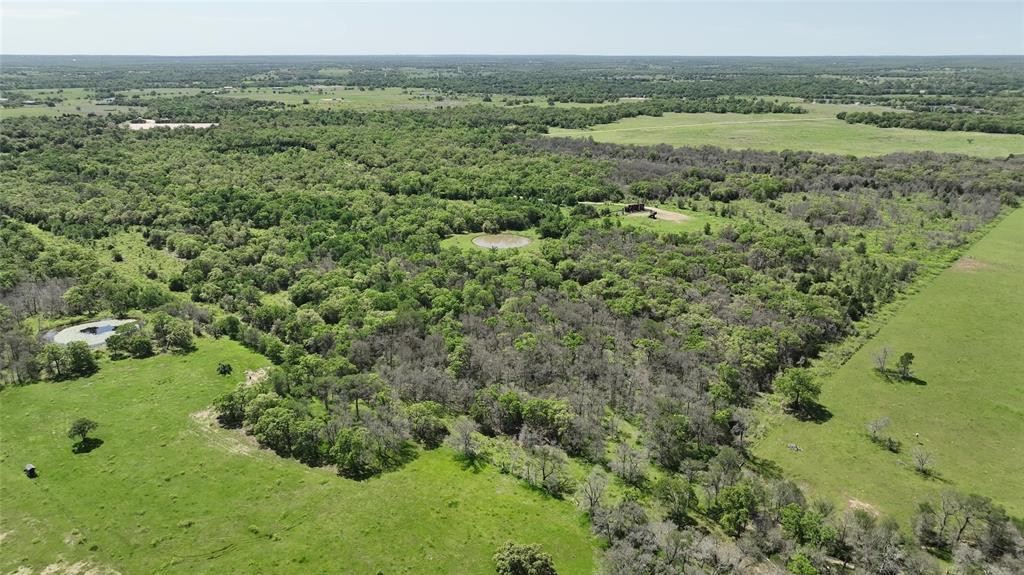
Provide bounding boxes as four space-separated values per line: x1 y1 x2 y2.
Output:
4 53 1022 58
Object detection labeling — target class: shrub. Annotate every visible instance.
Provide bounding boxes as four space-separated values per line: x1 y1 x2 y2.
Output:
406 401 448 449
493 541 557 575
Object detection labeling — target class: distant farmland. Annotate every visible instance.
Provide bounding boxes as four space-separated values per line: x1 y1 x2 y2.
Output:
549 102 1024 157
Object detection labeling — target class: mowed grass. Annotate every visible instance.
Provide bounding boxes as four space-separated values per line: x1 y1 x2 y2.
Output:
0 339 596 574
755 208 1024 523
578 202 727 235
549 102 1024 157
441 229 545 252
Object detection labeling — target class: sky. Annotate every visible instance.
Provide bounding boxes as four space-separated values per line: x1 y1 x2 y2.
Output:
1 1 1022 56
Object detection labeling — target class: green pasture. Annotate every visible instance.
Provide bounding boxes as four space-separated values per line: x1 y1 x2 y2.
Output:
549 102 1024 157
755 208 1024 523
0 339 597 574
440 229 544 252
580 201 726 235
0 88 138 118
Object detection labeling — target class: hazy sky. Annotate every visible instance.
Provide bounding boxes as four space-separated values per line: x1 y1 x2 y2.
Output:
2 1 1022 56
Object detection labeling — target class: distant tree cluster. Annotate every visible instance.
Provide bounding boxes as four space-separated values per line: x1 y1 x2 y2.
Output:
838 110 1024 135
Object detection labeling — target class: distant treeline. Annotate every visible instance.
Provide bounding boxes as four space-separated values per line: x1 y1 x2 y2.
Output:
837 110 1024 136
133 94 804 126
4 55 1023 101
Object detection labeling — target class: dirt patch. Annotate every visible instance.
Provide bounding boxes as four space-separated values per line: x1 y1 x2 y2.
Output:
581 201 693 222
123 119 217 131
627 206 693 222
472 234 532 249
847 498 880 516
38 562 120 575
952 257 991 272
244 368 268 388
62 531 85 546
188 409 259 456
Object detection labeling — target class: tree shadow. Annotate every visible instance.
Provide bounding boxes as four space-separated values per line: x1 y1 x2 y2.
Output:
747 453 785 479
915 469 951 484
876 369 927 386
923 545 953 562
394 442 419 467
792 402 833 424
72 437 104 454
453 452 487 474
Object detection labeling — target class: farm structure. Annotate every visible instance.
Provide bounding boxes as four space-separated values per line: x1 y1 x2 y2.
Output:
623 203 657 219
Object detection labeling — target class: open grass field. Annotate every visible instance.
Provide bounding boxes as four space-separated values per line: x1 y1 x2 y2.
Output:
441 229 545 252
0 339 597 574
549 102 1024 157
580 201 726 235
140 87 608 112
218 86 470 110
0 86 641 119
755 208 1024 523
0 88 139 119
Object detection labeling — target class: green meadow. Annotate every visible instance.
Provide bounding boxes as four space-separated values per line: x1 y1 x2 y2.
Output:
0 88 139 118
0 339 596 574
755 208 1024 523
549 102 1024 157
0 86 610 119
578 202 727 235
440 229 545 252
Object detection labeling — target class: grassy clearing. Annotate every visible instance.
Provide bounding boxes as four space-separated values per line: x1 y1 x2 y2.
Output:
217 86 469 110
549 102 1024 157
580 201 726 235
95 231 185 284
441 229 544 252
0 339 596 574
755 208 1024 523
0 88 139 118
0 86 643 119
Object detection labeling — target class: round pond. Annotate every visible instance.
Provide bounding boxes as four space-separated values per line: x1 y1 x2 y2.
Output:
51 319 137 348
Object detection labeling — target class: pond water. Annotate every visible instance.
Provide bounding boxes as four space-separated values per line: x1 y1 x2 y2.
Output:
51 319 137 348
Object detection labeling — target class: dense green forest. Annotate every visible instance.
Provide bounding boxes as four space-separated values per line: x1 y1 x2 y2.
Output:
2 57 1023 575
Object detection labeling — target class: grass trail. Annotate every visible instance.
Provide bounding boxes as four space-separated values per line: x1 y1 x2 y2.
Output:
755 208 1024 523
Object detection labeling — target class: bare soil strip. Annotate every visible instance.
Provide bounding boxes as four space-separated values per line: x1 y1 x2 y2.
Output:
952 257 991 272
472 234 532 249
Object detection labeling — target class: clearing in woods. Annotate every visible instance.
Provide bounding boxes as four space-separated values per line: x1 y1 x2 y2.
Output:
472 233 534 249
441 229 543 252
755 208 1024 523
0 338 596 574
549 102 1024 157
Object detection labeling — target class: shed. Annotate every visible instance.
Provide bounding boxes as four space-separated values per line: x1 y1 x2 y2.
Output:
624 203 646 213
